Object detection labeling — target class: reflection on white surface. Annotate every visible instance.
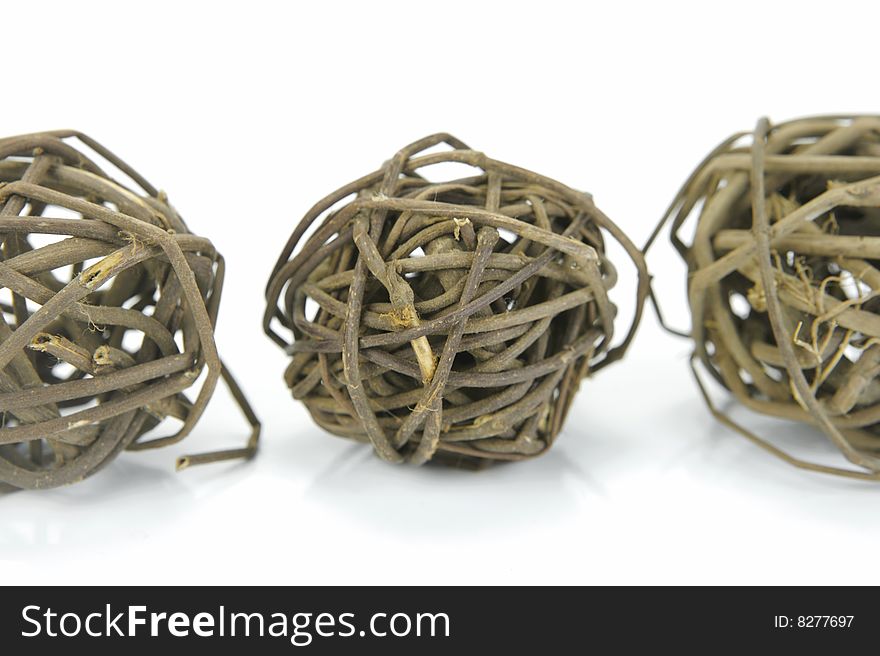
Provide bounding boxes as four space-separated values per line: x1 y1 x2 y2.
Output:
4 321 880 585
303 445 602 539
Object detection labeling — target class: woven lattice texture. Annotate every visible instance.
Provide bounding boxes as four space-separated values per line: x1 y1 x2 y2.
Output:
265 134 647 466
0 131 258 490
657 115 880 479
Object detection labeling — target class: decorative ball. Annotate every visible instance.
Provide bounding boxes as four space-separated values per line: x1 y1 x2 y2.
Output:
0 130 259 490
265 133 647 466
660 115 880 479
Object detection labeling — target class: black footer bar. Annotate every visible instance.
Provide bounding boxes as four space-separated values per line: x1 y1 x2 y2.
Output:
2 586 871 652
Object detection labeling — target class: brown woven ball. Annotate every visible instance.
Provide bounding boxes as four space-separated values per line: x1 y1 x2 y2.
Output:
0 131 259 490
655 115 880 479
265 134 647 466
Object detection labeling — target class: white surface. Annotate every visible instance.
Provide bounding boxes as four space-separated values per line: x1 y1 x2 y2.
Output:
3 0 880 585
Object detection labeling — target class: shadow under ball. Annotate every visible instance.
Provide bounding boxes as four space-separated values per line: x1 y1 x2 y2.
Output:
0 131 259 490
658 115 880 480
265 134 648 467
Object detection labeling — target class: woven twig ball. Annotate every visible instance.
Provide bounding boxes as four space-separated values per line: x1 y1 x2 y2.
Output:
0 131 259 490
265 133 647 466
657 115 880 479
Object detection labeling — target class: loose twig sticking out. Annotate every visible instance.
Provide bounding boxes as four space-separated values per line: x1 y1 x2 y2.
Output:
647 115 880 480
0 131 259 490
265 134 647 467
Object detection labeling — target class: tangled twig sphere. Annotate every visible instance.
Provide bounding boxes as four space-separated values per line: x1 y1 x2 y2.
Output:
652 115 880 480
265 134 647 466
0 131 259 490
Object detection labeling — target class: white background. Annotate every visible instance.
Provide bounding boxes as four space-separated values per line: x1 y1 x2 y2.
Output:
3 0 879 585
